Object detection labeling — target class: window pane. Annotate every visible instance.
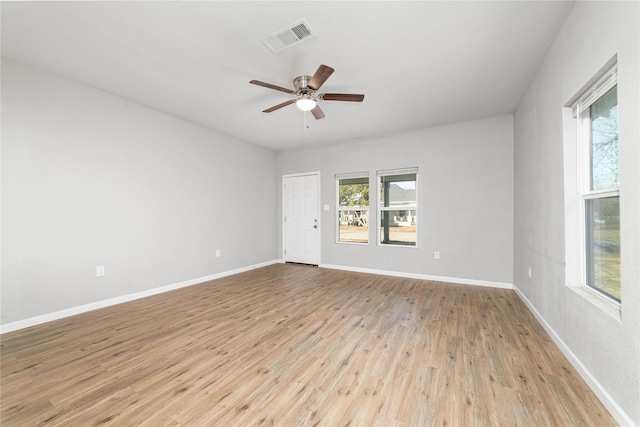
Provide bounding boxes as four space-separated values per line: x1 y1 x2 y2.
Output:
338 210 368 243
339 178 369 208
585 196 620 301
379 172 417 246
590 86 618 191
380 174 417 207
380 209 416 245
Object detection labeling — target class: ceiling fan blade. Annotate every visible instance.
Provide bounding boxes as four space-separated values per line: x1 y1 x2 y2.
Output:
250 80 295 94
321 93 365 102
308 64 335 90
263 99 296 113
311 105 326 120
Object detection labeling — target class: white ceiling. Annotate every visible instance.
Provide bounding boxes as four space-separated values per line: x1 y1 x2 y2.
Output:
1 1 574 151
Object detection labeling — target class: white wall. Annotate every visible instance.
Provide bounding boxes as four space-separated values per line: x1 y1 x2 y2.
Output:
1 60 278 326
513 2 640 425
277 114 514 287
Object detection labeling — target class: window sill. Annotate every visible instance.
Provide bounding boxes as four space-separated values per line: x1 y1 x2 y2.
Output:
568 285 621 322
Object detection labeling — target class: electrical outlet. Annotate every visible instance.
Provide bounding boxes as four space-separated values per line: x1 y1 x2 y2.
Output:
434 251 440 260
96 266 105 277
216 250 221 258
527 266 532 279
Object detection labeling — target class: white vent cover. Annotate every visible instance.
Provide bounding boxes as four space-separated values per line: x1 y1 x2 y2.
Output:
261 19 315 54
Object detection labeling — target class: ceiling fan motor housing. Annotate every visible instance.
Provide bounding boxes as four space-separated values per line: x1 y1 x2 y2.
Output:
293 75 314 95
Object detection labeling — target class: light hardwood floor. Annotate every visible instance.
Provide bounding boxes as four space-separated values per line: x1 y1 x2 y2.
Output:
1 264 616 426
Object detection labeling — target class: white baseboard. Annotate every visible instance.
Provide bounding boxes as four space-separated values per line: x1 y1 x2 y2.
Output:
319 263 513 289
0 259 280 335
513 285 635 427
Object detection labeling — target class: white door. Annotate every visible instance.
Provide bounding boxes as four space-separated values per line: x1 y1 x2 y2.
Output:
284 173 320 265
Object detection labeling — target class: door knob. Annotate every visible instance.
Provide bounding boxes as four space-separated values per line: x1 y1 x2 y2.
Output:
314 225 318 229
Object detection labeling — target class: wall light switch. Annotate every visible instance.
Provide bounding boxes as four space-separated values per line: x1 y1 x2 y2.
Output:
323 204 330 211
216 250 221 258
434 251 440 260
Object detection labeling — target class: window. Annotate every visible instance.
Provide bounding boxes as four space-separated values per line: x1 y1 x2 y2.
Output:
336 173 369 244
570 63 620 302
378 169 417 246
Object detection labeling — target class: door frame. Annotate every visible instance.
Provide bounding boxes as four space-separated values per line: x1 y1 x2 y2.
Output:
282 171 321 264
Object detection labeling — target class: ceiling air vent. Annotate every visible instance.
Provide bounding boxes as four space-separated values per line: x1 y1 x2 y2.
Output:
261 19 315 54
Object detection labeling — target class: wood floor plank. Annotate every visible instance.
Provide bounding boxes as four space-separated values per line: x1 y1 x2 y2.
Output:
1 263 617 426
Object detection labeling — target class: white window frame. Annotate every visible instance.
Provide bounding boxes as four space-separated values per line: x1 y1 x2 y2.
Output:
336 172 370 245
564 60 621 315
377 168 418 247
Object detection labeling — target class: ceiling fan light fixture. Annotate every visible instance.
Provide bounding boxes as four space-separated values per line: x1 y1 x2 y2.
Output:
296 96 317 111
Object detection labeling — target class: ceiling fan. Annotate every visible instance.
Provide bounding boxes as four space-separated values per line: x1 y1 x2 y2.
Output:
250 64 364 120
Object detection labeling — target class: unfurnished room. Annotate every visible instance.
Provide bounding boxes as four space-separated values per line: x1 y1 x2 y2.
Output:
1 1 639 426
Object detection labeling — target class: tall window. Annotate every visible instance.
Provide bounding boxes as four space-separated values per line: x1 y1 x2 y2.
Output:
378 169 417 246
336 173 369 244
573 64 620 302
